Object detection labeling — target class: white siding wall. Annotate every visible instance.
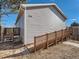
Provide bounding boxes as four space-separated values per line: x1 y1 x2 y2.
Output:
50 7 65 21
16 16 24 42
24 7 66 44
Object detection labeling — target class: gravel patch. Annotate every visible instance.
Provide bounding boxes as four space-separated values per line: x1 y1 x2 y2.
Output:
0 40 79 59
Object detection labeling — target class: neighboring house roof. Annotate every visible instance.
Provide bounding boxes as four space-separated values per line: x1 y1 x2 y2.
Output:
15 3 67 24
71 22 79 26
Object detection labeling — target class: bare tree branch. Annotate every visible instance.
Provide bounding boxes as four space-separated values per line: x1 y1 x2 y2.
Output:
0 0 26 16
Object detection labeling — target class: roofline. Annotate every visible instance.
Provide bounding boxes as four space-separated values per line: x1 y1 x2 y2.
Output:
52 5 67 20
15 3 67 24
21 3 67 19
21 3 56 8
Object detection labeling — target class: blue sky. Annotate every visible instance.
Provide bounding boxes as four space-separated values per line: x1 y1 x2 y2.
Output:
1 14 17 27
1 0 79 27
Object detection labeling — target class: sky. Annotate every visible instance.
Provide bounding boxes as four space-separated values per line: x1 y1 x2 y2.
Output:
1 0 79 27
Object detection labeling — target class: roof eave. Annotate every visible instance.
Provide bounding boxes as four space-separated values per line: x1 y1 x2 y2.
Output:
15 3 67 25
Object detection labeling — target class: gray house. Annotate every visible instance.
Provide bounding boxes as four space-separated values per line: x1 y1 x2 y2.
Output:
15 3 67 45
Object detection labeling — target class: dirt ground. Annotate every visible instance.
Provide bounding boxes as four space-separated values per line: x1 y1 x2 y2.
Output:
0 40 79 59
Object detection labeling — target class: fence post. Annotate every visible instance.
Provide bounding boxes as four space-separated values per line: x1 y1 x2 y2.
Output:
70 27 72 39
66 28 68 40
65 29 67 40
68 28 70 39
55 31 57 45
61 30 63 43
34 37 36 52
77 26 79 41
68 27 70 39
72 27 74 39
67 27 69 38
46 34 48 49
77 27 78 40
69 27 71 39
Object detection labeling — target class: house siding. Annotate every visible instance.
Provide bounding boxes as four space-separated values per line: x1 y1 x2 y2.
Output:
24 7 66 44
16 16 24 43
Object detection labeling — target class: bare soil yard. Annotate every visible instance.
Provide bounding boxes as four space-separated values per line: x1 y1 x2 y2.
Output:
0 40 79 59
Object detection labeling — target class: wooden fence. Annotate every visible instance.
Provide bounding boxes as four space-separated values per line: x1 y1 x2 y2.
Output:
71 26 79 40
34 28 72 52
0 27 20 43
